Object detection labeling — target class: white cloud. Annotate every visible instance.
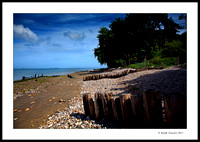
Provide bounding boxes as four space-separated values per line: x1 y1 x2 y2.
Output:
14 24 39 43
63 31 86 41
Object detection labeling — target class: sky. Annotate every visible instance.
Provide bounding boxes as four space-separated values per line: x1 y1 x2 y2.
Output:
13 13 186 69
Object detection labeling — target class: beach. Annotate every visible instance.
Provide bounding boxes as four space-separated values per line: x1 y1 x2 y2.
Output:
13 70 91 128
13 66 186 129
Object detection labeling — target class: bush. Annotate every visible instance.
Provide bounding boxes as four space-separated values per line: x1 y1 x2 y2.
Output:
161 57 177 67
128 57 177 69
150 56 162 66
128 61 147 69
128 60 153 69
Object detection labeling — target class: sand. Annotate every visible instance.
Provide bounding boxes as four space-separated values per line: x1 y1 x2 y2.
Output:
13 71 91 128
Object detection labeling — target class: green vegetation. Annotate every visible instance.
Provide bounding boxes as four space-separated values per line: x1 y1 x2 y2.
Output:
94 14 186 68
128 57 178 69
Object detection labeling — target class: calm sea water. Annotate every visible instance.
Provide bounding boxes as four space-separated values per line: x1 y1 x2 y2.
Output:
13 68 94 81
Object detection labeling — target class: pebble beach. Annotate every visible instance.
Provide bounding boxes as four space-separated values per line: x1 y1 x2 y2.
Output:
39 66 186 129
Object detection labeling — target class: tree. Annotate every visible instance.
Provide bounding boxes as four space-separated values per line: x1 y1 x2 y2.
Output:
94 27 111 65
162 32 186 64
94 14 183 68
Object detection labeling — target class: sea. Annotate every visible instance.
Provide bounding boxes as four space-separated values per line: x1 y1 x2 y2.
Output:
13 68 95 81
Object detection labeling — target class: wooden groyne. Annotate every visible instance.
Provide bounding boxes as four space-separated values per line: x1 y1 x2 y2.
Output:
83 67 163 81
83 91 186 128
83 68 136 81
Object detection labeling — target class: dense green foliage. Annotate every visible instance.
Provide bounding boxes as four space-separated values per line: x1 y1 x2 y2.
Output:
94 14 186 68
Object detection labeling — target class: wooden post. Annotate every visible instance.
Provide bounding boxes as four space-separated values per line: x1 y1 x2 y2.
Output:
164 92 186 128
83 93 90 116
101 93 113 121
101 93 109 118
143 90 162 128
106 93 114 121
22 76 26 81
88 94 95 120
120 94 133 128
131 95 145 128
112 96 123 128
111 97 118 123
94 93 104 121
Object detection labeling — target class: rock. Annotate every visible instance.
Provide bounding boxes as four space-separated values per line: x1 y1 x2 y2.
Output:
14 109 18 112
17 110 22 112
30 101 36 104
67 74 73 78
58 99 66 102
25 108 30 111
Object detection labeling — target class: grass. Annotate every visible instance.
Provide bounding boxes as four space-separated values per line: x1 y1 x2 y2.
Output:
128 57 179 69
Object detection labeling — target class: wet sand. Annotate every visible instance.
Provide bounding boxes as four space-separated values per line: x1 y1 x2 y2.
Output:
13 71 92 128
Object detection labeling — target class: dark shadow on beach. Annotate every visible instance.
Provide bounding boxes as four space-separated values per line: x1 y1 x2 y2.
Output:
111 67 186 97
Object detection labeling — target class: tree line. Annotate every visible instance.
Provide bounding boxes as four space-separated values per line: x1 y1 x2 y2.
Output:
94 14 186 68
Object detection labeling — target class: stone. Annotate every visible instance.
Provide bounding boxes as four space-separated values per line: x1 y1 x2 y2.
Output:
25 108 30 111
58 99 66 102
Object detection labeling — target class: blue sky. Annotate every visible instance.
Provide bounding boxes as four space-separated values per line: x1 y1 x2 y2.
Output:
13 13 186 68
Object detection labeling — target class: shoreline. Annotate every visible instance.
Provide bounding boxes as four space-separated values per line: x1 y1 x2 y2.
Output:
13 68 96 82
13 70 91 128
13 68 109 128
13 67 101 82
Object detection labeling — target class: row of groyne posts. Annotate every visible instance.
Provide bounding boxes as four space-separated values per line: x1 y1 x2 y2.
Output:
82 68 186 128
22 74 44 81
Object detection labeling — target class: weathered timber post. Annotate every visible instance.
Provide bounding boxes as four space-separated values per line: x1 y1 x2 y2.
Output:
120 94 134 128
83 94 90 116
111 97 117 123
101 93 114 121
99 74 101 79
101 93 109 118
143 90 163 128
94 93 104 121
131 95 145 128
88 94 95 119
164 92 186 128
106 93 114 121
112 97 123 128
22 76 26 81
